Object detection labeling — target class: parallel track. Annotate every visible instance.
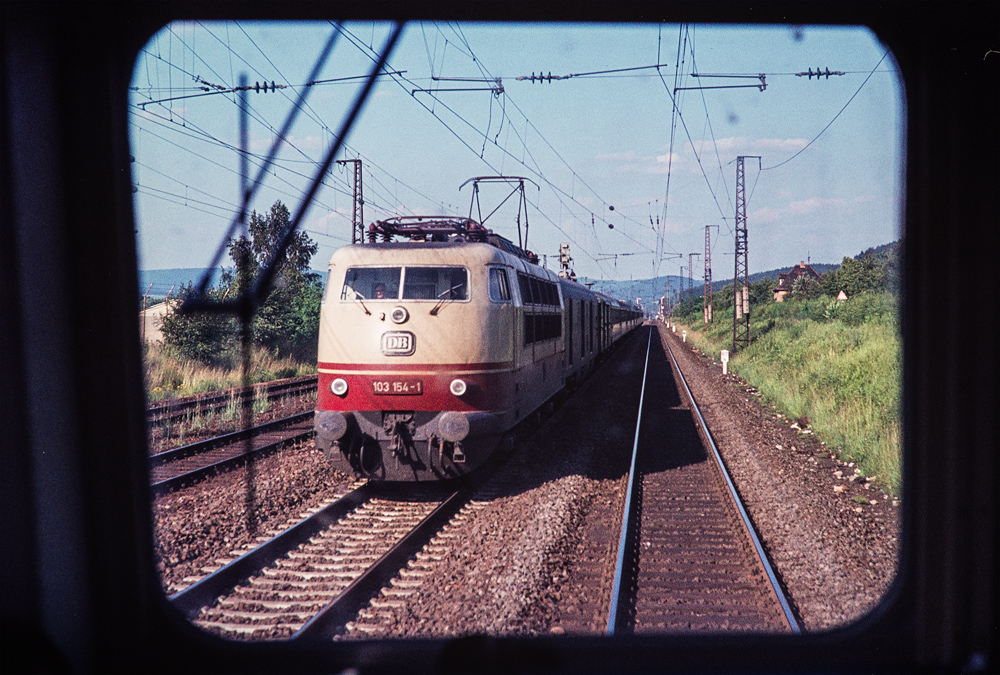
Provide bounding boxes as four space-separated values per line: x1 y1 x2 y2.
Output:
170 482 475 641
147 375 317 427
150 412 314 494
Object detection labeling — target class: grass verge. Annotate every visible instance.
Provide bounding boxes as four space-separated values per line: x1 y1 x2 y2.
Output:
671 296 901 494
144 342 316 402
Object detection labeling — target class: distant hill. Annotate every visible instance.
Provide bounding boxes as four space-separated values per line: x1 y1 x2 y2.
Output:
857 241 898 259
579 241 898 309
577 265 842 309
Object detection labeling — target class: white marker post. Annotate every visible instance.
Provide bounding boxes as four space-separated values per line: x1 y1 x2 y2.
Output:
682 330 687 343
721 349 730 375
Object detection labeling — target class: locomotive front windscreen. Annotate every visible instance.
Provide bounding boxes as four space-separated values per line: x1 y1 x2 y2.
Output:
341 266 402 300
341 266 468 301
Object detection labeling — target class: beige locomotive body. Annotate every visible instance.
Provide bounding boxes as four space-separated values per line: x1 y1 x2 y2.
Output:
313 227 642 481
315 241 566 480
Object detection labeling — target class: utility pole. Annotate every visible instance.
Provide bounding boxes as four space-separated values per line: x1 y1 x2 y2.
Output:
688 253 700 301
336 159 364 244
704 225 718 324
733 156 760 351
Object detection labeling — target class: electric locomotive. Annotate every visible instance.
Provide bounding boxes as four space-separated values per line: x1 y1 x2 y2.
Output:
313 216 640 481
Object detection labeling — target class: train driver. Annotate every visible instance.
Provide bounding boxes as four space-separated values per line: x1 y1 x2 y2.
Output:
374 283 387 299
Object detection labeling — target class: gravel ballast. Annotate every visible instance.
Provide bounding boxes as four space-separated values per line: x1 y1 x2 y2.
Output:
152 325 899 635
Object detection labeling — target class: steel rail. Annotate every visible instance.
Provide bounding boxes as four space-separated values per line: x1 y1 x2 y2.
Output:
149 411 313 468
661 329 802 633
607 326 652 635
151 427 313 495
292 486 472 641
146 375 318 424
170 483 375 618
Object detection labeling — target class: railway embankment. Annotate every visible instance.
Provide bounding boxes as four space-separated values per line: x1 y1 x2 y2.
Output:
656 321 899 630
668 308 901 494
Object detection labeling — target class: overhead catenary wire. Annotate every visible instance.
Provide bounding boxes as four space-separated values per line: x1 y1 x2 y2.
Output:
194 19 434 224
763 50 890 171
654 29 740 268
431 22 668 265
136 22 871 286
418 23 662 250
336 23 616 278
134 23 435 237
137 23 689 283
135 184 351 248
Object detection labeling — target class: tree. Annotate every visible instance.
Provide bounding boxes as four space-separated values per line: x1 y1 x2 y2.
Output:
750 276 775 305
161 200 323 364
819 242 901 299
227 200 322 358
791 275 821 300
159 282 236 363
227 201 318 292
819 267 842 297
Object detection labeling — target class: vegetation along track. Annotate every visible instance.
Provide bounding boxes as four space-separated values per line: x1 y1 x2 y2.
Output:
146 374 318 427
170 480 483 641
606 326 799 633
150 412 314 494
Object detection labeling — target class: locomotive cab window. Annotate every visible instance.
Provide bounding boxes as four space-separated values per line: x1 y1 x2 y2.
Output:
489 267 512 302
402 266 468 301
126 17 905 659
341 266 401 300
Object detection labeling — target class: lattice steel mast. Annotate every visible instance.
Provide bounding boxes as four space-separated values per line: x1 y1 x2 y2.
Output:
336 159 364 244
733 156 760 350
688 253 700 301
704 225 717 324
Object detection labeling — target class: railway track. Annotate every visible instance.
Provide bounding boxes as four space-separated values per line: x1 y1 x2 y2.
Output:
157 327 798 639
150 412 314 494
146 374 318 427
606 325 799 634
170 482 477 641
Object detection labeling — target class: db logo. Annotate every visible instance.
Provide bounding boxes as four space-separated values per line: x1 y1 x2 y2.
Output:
381 331 415 356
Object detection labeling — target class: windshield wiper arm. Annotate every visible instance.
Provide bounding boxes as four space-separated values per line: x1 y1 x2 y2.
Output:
429 284 465 316
354 293 372 315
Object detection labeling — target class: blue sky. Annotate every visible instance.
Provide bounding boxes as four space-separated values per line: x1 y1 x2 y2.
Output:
130 21 903 285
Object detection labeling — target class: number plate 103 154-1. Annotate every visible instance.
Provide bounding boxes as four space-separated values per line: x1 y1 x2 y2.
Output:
371 378 423 395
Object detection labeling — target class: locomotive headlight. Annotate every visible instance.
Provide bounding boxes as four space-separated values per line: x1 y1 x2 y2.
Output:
330 378 349 397
449 378 468 397
390 306 409 324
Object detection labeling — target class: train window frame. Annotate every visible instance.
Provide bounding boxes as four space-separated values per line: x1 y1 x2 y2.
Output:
340 265 402 301
488 267 512 303
5 5 995 674
400 265 470 302
517 272 533 305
